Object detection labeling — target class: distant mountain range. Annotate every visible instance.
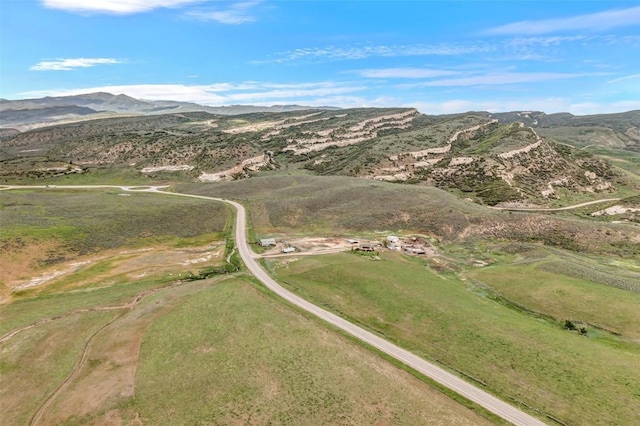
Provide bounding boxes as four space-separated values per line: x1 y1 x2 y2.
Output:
0 92 339 129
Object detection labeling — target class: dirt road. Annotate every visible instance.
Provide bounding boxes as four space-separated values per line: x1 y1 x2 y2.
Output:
3 185 547 425
150 188 547 426
490 198 621 212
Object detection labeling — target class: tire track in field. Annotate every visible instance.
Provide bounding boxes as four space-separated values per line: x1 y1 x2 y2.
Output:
29 312 123 426
25 276 234 425
24 281 185 425
490 198 621 212
0 281 185 345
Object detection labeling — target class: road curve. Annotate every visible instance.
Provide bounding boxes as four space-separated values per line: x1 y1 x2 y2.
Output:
154 189 547 426
4 185 547 425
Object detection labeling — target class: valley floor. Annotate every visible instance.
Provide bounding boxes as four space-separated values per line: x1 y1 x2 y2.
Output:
1 185 638 425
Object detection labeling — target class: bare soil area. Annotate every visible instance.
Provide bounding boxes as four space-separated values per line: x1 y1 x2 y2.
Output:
0 240 61 299
34 277 229 426
1 242 225 303
260 236 365 257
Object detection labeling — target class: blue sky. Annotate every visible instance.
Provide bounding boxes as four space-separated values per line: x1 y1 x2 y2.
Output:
1 0 639 114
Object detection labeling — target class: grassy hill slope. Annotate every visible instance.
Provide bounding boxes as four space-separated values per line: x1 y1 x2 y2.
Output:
2 108 638 206
178 175 639 257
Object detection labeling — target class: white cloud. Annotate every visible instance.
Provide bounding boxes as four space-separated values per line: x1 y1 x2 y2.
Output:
566 100 640 115
19 81 366 105
41 0 208 14
407 98 640 116
356 68 459 79
42 0 262 22
504 35 590 49
402 72 603 88
486 6 640 35
607 73 640 84
257 43 491 64
22 84 226 103
224 86 365 102
185 1 261 24
17 82 640 115
248 95 398 109
30 58 123 71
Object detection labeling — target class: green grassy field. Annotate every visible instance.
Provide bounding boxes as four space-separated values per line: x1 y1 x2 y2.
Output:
1 187 494 425
0 273 229 425
2 182 638 425
463 244 640 339
0 188 230 303
129 278 491 425
273 251 640 425
582 147 640 178
0 309 119 425
468 262 640 339
0 276 175 336
0 273 492 425
0 189 228 255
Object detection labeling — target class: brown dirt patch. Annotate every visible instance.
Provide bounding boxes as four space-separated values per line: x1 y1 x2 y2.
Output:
2 242 225 303
261 236 361 257
0 240 62 300
36 277 228 425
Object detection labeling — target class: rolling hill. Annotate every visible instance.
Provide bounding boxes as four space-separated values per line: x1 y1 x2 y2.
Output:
1 94 638 207
0 92 336 130
492 110 640 152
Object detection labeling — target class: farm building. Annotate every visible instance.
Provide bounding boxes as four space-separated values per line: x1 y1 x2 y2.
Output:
282 247 295 253
357 243 376 252
259 238 277 247
386 235 399 243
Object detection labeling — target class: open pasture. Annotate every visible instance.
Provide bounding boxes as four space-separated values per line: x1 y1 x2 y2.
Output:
273 251 640 425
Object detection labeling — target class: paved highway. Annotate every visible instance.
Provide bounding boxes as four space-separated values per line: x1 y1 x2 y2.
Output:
4 185 547 425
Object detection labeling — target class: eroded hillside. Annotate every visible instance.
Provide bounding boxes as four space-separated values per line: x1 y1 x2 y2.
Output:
1 107 635 206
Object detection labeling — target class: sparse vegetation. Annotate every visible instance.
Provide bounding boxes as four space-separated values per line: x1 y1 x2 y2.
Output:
4 107 636 207
179 175 639 258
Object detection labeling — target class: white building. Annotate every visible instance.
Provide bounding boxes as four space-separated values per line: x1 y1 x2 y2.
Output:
259 238 276 247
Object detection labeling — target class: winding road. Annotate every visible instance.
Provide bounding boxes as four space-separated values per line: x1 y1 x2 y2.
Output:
3 185 547 425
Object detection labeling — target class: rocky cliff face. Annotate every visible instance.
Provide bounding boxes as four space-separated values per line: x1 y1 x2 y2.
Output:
337 119 619 205
0 107 628 206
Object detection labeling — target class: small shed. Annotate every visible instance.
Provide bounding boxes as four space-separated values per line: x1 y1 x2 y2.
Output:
259 238 277 247
347 239 358 244
282 247 295 253
357 243 376 252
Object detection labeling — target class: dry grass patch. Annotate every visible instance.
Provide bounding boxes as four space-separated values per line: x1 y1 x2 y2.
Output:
0 310 118 425
33 277 229 425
